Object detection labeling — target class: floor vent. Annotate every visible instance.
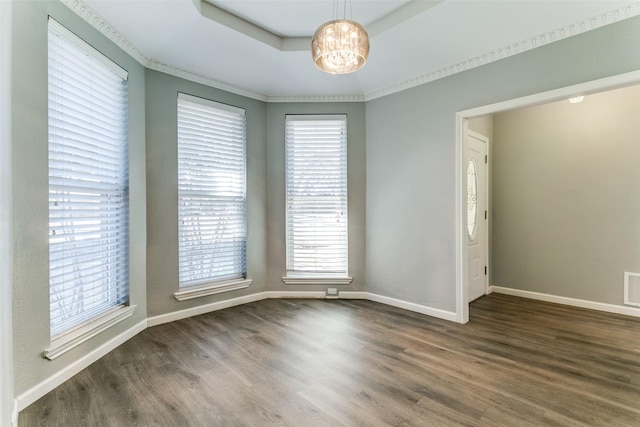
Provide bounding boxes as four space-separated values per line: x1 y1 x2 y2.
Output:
624 272 640 307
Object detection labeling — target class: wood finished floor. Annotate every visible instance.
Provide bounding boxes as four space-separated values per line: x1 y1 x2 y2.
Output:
19 294 640 426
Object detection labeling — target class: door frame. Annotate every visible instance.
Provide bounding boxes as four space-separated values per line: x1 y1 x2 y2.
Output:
454 70 640 324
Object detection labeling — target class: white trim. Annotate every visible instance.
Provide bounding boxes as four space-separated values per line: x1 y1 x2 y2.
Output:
363 2 640 101
148 292 268 327
455 70 640 325
154 290 459 328
267 95 365 103
491 286 640 318
459 70 640 119
11 400 17 427
16 319 146 412
174 279 252 301
58 0 148 66
150 291 334 327
147 61 268 102
455 118 469 324
365 293 459 323
60 0 640 103
45 306 137 360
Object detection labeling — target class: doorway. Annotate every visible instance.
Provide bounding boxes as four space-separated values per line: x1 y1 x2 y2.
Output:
455 70 640 324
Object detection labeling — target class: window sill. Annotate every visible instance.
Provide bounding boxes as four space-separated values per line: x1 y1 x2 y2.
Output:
174 279 252 301
281 275 353 286
44 305 137 360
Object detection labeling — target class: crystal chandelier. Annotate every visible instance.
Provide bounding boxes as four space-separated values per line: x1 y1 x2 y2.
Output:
311 1 370 74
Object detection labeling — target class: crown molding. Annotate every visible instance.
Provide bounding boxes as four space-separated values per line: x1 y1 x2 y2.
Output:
146 60 268 102
266 94 365 103
364 1 640 101
59 0 269 101
59 0 148 66
61 0 640 104
194 0 444 52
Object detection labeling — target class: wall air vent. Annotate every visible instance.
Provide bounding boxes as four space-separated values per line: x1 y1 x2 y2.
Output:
623 272 640 307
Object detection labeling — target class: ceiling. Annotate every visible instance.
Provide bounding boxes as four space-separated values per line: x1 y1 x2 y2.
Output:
72 0 639 101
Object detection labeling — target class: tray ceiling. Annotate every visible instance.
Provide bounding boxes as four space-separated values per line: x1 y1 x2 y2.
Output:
72 0 640 101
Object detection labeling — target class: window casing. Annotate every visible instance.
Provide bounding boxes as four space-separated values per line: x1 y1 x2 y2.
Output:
177 93 247 289
48 18 130 339
285 115 349 278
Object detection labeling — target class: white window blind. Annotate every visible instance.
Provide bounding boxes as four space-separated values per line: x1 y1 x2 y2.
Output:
285 115 348 275
177 93 247 288
48 18 129 338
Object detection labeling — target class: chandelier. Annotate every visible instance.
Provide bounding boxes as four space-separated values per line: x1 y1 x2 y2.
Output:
311 1 370 74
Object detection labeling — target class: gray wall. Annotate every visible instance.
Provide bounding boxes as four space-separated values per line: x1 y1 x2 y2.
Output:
365 16 640 312
11 0 147 396
1 1 13 424
492 85 640 304
145 70 268 317
266 103 367 292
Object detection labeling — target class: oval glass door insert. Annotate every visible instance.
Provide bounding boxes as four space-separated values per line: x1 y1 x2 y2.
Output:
467 159 478 239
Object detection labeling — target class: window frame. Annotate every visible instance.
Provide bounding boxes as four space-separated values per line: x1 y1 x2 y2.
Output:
175 93 251 300
45 18 135 360
282 114 352 285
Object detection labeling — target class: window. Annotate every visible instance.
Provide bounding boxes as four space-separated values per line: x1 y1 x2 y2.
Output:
177 93 247 291
284 115 350 282
48 19 130 339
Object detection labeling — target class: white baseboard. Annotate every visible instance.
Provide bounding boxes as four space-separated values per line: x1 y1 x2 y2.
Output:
16 319 147 412
146 290 458 328
340 290 459 322
364 292 459 322
147 292 269 327
16 290 458 415
490 286 640 318
147 291 331 328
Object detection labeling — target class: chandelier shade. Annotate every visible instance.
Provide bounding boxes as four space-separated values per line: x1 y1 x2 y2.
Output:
311 19 369 74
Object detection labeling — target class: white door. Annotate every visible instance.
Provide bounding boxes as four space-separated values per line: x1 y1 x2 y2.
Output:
465 128 488 302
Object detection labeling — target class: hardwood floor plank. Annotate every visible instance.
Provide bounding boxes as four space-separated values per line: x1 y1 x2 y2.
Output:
19 295 640 426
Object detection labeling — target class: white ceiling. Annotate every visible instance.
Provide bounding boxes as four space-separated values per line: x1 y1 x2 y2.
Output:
74 0 639 101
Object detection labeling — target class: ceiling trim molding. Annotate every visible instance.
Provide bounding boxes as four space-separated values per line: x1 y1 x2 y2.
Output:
61 0 640 104
364 1 640 101
59 0 148 66
266 95 366 103
59 0 269 101
194 0 445 52
146 60 268 102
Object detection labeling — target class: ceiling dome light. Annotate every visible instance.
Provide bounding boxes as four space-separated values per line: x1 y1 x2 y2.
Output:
312 17 369 74
568 96 585 103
